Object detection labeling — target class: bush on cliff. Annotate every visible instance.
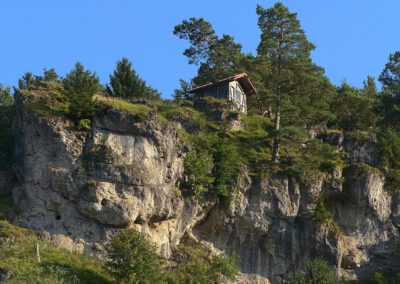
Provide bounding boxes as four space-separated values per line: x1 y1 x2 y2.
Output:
289 258 337 284
105 228 164 284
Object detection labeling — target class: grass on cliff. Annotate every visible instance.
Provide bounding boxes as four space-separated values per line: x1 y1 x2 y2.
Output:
94 95 152 121
0 220 112 284
21 81 69 118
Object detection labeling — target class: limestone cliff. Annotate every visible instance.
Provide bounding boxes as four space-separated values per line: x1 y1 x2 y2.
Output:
10 93 400 283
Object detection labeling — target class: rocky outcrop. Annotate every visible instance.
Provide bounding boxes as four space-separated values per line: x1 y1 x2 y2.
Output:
12 93 215 258
11 94 400 283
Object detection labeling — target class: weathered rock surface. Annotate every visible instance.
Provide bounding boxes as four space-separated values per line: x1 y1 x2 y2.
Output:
11 94 400 283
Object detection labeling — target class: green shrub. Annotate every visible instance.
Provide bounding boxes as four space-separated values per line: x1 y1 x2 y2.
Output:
210 254 240 281
289 257 338 284
213 141 240 198
184 150 215 196
105 228 164 284
77 119 91 131
313 198 333 224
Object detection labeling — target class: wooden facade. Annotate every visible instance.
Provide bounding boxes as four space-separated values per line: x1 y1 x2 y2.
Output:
189 73 256 114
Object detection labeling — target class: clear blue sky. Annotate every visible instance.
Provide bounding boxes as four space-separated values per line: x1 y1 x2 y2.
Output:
1 1 399 98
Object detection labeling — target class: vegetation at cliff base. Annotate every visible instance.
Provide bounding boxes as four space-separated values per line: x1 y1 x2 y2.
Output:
289 258 337 284
0 220 111 283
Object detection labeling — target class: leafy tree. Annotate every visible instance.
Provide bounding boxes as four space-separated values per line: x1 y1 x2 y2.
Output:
256 3 333 163
174 17 244 86
377 51 400 130
107 57 160 101
0 84 13 106
289 258 337 284
105 228 164 284
43 68 59 82
62 62 101 120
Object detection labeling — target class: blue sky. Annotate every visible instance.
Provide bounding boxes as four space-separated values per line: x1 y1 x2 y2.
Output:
0 1 399 98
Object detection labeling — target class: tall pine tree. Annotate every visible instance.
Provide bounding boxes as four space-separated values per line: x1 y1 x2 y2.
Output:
256 2 333 163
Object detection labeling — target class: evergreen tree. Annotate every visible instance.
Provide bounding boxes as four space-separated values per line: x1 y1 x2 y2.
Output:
173 79 192 102
0 84 13 106
18 72 35 89
174 18 244 86
362 76 378 98
43 68 59 82
331 82 376 131
256 2 333 162
378 51 400 130
108 57 160 100
62 62 101 120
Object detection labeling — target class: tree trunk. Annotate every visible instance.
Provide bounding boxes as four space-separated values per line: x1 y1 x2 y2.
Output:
271 97 281 163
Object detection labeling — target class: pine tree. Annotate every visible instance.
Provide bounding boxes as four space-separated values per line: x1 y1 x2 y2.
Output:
43 68 59 82
256 2 333 163
361 76 378 98
174 18 244 86
378 51 400 130
332 82 376 131
18 72 35 89
63 62 101 120
108 57 160 100
0 84 13 106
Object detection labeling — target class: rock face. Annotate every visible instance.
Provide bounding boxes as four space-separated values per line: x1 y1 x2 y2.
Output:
12 94 211 258
11 95 400 282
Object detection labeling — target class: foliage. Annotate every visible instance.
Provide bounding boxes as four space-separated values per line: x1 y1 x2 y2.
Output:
173 17 244 86
105 228 164 284
289 257 338 284
173 79 192 102
77 119 91 131
0 84 14 106
107 57 160 101
371 271 400 284
330 82 376 131
168 242 240 283
378 128 400 192
212 141 241 198
62 62 102 121
0 220 111 283
313 198 333 224
209 254 240 281
183 150 214 195
256 2 334 162
20 81 69 118
43 68 59 82
377 52 400 131
362 76 379 98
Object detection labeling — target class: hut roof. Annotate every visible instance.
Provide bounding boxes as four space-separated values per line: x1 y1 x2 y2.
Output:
189 73 257 96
